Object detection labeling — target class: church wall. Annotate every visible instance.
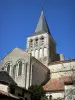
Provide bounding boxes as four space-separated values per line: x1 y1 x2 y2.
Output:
0 48 31 89
51 71 72 79
48 61 75 79
64 85 75 100
48 61 75 73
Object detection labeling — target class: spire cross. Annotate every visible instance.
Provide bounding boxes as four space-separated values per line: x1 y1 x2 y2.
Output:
42 5 43 11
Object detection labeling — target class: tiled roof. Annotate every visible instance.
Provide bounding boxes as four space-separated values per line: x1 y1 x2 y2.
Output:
43 76 72 92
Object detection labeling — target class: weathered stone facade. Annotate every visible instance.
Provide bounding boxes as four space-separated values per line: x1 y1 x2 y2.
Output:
0 48 50 89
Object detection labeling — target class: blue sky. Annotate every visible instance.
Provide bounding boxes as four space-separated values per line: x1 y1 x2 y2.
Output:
0 0 75 60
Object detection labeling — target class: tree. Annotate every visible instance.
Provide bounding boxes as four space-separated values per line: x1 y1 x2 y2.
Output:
28 85 45 100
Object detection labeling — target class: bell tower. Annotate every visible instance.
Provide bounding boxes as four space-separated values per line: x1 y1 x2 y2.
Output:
26 11 56 65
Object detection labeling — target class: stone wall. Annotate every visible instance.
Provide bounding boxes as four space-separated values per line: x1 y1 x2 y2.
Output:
31 57 50 85
48 61 75 79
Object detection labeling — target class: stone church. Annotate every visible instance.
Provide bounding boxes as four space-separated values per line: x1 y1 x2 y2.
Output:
0 10 75 99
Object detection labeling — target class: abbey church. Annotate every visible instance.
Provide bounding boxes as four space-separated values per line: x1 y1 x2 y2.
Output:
0 10 75 100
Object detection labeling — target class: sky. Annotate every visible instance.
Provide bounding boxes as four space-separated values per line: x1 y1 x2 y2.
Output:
0 0 75 60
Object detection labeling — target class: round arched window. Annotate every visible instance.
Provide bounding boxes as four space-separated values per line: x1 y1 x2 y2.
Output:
35 38 38 47
7 63 11 74
18 61 22 76
29 39 33 48
40 36 44 45
5 62 12 75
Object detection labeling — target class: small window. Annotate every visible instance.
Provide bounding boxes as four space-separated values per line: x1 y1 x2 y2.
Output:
7 63 10 74
29 39 33 48
40 37 44 45
35 38 38 46
18 61 22 76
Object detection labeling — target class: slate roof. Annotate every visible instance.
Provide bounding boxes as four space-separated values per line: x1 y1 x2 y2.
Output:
0 71 17 85
43 76 72 92
31 11 51 36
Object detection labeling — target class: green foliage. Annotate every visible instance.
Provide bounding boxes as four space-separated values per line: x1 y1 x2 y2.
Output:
41 96 48 100
28 85 45 100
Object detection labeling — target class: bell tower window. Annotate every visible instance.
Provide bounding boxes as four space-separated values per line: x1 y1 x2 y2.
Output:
35 38 38 47
40 37 44 46
29 39 33 48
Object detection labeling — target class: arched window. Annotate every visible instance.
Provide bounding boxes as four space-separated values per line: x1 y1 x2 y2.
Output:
13 65 16 79
7 63 10 74
18 61 22 76
29 39 33 48
40 36 44 46
5 62 12 75
35 38 38 47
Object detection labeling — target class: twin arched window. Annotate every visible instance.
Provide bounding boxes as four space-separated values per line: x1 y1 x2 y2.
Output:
5 60 23 77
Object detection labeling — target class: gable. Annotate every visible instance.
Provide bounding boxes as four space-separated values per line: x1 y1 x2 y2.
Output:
1 48 28 67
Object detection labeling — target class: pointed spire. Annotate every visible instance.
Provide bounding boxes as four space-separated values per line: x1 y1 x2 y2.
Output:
34 10 50 34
